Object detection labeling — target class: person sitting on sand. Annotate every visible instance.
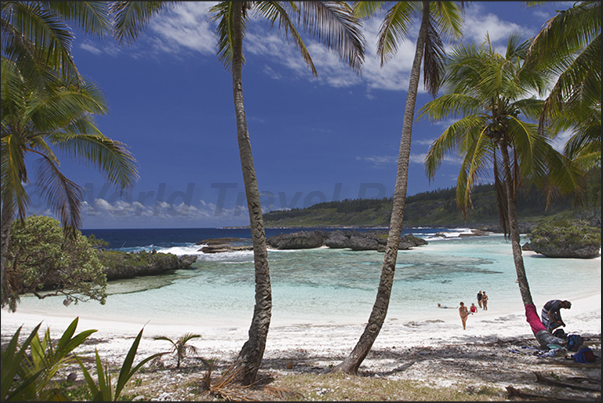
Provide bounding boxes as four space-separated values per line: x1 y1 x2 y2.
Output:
470 303 477 313
459 302 469 330
541 299 571 332
481 291 488 310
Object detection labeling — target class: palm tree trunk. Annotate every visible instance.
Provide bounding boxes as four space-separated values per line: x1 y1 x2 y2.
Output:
499 142 562 348
499 143 532 305
230 2 272 386
332 3 430 376
1 200 14 308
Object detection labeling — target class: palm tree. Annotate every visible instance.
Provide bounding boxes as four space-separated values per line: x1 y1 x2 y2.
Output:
111 1 364 385
418 33 584 347
154 333 201 368
332 1 463 375
1 0 132 310
1 58 138 310
526 1 601 169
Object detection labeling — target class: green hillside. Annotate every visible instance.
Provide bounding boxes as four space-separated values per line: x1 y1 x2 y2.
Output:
263 182 600 228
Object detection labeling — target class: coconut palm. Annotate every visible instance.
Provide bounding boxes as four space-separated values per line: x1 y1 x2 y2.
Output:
417 33 584 347
526 1 601 169
111 1 364 385
1 58 138 309
154 333 201 368
332 1 463 375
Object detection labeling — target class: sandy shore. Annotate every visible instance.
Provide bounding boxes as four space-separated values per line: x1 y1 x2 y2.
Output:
2 293 600 400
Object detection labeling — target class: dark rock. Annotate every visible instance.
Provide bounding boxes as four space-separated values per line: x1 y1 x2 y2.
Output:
399 234 428 249
196 237 244 246
522 242 533 251
529 243 600 259
347 234 381 251
268 230 428 251
178 255 198 266
459 229 489 237
200 245 253 253
266 230 326 249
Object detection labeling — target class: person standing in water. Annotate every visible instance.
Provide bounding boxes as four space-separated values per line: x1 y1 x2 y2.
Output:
482 291 488 310
477 291 483 308
459 302 469 330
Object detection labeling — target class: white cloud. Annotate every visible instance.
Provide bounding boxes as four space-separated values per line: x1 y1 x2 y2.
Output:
79 197 251 227
462 3 536 51
356 155 397 167
103 2 545 95
79 40 122 57
80 41 102 55
148 2 217 55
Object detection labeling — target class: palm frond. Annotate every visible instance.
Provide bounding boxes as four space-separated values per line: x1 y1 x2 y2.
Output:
210 1 241 71
253 1 317 76
422 13 445 97
53 134 138 191
294 1 365 73
353 1 385 19
32 152 83 230
110 1 177 45
377 1 418 66
2 1 80 85
45 1 112 38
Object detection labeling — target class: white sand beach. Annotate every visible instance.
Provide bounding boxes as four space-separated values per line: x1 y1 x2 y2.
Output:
2 291 600 400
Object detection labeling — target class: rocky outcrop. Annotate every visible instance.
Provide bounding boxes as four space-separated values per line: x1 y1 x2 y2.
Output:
267 230 427 251
265 230 326 249
200 245 253 253
100 250 197 281
527 220 600 258
196 237 244 245
528 243 600 259
197 237 253 253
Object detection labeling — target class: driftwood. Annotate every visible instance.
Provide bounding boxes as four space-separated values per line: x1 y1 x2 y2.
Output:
534 372 601 392
506 386 577 401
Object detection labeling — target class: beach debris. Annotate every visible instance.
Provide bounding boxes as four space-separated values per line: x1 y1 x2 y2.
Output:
534 371 601 392
200 359 254 401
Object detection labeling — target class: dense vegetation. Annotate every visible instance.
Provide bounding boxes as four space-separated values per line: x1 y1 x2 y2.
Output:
263 175 601 228
5 216 107 311
528 220 601 249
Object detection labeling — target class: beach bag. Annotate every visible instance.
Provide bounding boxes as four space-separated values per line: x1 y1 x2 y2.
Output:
571 347 596 363
566 334 583 352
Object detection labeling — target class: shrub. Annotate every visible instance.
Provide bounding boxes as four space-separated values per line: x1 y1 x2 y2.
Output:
5 215 107 311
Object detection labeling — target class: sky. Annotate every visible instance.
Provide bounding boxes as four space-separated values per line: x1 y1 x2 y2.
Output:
24 1 573 229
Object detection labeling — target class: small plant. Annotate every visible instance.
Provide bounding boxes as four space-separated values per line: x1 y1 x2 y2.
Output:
75 327 163 401
1 318 96 401
153 333 201 368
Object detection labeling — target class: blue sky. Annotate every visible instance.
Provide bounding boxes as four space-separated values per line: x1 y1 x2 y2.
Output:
25 1 571 229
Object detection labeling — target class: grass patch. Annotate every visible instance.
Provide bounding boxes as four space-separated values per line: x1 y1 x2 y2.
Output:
272 373 505 401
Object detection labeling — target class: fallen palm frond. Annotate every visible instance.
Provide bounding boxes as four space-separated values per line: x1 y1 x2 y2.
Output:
200 359 255 401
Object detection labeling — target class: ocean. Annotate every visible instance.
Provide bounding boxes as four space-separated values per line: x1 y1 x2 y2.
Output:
13 227 601 328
